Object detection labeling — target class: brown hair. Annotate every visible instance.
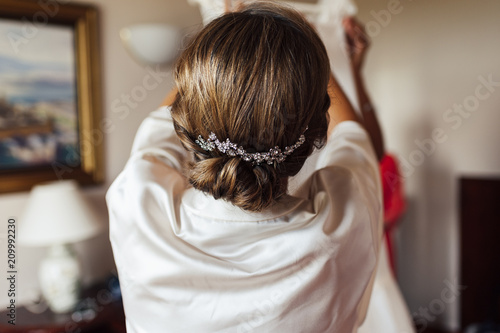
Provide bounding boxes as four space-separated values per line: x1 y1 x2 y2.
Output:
171 2 330 211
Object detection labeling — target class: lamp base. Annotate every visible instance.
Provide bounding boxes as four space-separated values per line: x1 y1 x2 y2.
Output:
39 244 81 313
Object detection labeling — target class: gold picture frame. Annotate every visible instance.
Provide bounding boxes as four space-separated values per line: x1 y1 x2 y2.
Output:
0 0 103 193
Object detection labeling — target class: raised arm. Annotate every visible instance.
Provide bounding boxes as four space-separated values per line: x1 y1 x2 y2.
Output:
343 17 385 161
161 87 178 106
327 73 360 135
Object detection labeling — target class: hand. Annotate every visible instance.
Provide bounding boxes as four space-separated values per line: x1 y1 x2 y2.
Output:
224 0 232 12
224 0 245 13
342 17 370 73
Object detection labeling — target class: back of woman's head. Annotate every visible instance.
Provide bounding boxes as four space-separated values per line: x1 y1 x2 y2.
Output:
171 1 331 211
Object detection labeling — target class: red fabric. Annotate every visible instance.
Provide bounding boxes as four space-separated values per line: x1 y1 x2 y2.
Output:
380 154 406 227
379 154 406 277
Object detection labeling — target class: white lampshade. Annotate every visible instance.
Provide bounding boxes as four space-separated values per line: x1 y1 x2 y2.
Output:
120 24 181 65
19 180 103 246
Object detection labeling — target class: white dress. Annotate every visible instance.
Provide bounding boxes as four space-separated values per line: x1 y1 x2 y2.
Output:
107 106 383 333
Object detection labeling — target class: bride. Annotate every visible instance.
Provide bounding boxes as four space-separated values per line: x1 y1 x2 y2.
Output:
186 1 416 332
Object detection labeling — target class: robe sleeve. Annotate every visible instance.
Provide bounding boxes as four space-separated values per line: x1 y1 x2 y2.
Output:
321 121 384 329
106 106 188 312
292 120 384 330
129 105 188 172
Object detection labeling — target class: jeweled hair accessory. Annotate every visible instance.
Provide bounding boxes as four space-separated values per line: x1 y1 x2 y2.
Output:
195 127 308 165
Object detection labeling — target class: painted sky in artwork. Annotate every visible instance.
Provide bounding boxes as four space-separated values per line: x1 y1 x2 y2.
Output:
0 18 75 105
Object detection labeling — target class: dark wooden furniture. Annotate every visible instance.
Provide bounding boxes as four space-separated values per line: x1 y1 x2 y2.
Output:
460 177 500 330
422 328 460 333
0 284 126 333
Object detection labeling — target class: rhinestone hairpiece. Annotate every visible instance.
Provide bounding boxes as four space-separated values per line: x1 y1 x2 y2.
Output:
195 127 308 165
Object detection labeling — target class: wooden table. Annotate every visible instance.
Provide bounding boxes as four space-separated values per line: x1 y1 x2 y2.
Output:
0 284 126 333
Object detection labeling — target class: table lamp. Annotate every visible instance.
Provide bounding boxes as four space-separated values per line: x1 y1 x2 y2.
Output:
19 180 103 314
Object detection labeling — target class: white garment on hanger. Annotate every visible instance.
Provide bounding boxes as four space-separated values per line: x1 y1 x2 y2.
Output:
188 0 356 25
187 0 360 112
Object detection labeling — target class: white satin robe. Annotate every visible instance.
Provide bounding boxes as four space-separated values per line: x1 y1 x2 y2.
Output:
107 106 383 332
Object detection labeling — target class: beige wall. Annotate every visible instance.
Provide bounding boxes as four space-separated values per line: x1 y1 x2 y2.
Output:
356 0 500 330
0 0 202 308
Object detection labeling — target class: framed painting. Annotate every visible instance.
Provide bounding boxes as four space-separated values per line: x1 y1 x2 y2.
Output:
0 0 103 193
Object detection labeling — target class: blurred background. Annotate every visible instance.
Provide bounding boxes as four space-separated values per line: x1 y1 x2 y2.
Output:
0 0 498 332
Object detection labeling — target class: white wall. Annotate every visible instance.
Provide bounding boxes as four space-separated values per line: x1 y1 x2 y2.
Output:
356 0 500 330
0 0 202 308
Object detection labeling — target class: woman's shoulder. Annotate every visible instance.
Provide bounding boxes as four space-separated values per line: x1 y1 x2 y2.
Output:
107 153 187 210
292 120 379 187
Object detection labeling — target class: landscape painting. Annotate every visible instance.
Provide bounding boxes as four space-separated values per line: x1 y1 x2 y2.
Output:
0 18 80 172
0 0 102 194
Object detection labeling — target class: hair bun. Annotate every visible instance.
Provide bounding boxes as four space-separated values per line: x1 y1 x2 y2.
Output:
187 157 284 212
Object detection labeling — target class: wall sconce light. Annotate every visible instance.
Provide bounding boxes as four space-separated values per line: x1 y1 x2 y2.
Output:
120 24 181 66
